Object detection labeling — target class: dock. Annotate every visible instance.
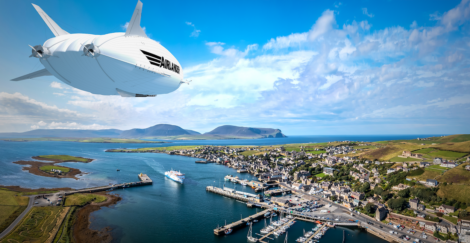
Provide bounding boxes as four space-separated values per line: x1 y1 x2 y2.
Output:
65 173 152 195
303 224 327 243
258 218 295 243
264 188 291 196
206 186 261 202
213 209 270 235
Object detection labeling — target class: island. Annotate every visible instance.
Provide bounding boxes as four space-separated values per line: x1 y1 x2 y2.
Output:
13 155 94 180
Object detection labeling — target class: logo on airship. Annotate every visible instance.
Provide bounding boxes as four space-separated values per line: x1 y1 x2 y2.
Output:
141 50 181 74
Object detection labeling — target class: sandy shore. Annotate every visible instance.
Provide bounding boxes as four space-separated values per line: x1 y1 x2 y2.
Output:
74 192 122 243
13 160 84 180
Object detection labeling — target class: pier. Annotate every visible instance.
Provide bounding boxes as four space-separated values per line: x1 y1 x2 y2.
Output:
303 224 327 243
65 173 152 195
258 218 295 243
264 188 291 196
206 186 261 202
213 209 270 235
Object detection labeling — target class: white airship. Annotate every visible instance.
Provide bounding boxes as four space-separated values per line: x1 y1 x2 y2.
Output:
12 1 188 97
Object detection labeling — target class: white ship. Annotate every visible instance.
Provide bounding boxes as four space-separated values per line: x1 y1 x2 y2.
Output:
165 170 185 184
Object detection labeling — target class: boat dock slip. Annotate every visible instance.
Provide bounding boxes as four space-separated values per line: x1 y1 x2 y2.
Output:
303 224 327 243
213 209 270 235
65 173 152 195
264 188 291 196
258 218 295 243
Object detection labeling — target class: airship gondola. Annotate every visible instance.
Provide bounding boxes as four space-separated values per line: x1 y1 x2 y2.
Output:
12 1 187 97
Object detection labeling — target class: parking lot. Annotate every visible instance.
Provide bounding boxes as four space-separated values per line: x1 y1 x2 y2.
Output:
33 192 64 206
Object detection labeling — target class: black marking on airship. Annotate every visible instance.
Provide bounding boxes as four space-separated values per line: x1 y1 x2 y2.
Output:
141 50 180 74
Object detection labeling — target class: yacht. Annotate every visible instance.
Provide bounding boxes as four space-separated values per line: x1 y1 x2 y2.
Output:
247 223 258 242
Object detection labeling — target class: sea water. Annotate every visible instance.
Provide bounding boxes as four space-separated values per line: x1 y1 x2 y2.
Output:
0 135 438 242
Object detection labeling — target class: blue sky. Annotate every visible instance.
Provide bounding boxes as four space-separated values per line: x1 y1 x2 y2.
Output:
0 0 469 135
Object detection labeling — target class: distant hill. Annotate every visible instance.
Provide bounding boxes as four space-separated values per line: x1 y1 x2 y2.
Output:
204 125 286 138
0 124 285 139
0 129 122 138
185 129 201 135
120 124 190 138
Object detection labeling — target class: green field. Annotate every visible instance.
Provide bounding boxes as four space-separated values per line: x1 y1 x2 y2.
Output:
413 148 467 160
390 156 421 162
39 165 71 173
407 170 441 181
437 184 470 203
1 207 66 243
37 155 90 162
64 193 107 206
425 165 448 173
0 189 29 233
315 173 326 178
438 163 470 184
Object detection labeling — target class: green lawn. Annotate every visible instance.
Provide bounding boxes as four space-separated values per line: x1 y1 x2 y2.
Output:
39 165 71 173
390 156 421 162
0 189 29 233
425 165 448 173
64 193 107 206
443 215 458 224
37 155 90 162
413 148 467 160
315 173 326 178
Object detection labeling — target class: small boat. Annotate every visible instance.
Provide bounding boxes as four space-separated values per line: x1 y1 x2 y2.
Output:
117 169 120 171
225 228 232 234
272 213 278 217
253 220 258 223
247 223 258 242
264 212 271 217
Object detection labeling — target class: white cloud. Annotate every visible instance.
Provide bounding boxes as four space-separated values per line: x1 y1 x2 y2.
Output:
50 81 65 89
186 21 201 37
362 8 374 18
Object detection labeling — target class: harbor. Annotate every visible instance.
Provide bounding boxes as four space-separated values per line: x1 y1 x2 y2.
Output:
213 209 271 235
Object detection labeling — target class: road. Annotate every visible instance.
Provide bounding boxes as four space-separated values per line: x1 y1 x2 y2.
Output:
279 183 441 243
0 196 34 239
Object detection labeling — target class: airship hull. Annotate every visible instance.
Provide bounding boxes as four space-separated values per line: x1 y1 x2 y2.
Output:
12 1 186 97
39 33 182 96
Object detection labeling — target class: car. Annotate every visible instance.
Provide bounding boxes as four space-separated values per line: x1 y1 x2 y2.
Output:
35 201 39 204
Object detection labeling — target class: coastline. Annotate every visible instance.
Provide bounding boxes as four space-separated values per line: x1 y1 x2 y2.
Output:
13 160 84 180
32 155 94 163
73 192 122 243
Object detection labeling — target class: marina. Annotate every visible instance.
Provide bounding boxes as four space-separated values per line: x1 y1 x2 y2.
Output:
213 209 271 235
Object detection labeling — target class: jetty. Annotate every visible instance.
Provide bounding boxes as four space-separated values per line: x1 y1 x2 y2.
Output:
303 224 327 243
213 209 270 235
65 173 152 195
264 188 291 196
206 186 261 202
258 218 295 243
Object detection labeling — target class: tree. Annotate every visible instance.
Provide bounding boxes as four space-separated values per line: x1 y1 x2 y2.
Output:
388 198 406 211
374 187 384 196
364 203 375 214
459 209 468 218
381 191 391 201
433 230 439 238
398 188 410 198
360 182 370 193
331 195 338 201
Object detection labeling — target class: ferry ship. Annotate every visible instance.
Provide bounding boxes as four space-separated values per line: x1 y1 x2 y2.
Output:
165 170 185 184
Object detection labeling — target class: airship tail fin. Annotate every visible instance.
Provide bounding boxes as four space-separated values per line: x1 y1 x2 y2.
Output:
32 4 69 37
125 1 148 38
11 68 52 81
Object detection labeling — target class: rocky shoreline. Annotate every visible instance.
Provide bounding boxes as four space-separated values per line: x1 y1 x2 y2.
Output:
13 160 84 179
74 193 122 243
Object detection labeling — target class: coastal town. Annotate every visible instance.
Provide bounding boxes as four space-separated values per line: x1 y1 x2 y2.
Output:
107 135 470 242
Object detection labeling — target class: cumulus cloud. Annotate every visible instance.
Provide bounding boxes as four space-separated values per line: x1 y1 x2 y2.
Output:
6 0 470 134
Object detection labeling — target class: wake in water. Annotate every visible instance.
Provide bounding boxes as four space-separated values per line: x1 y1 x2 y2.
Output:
143 158 166 175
